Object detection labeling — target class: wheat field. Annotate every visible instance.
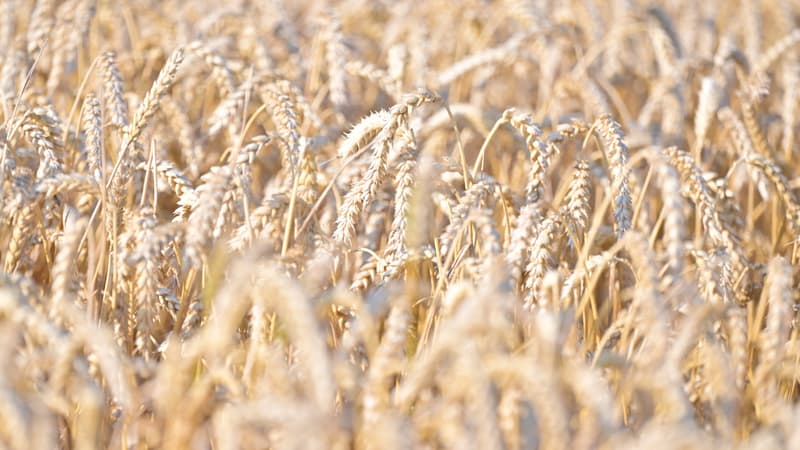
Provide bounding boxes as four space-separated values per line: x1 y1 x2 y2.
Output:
4 0 800 448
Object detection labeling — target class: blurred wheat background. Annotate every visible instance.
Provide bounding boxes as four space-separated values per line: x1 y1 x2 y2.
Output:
3 0 800 448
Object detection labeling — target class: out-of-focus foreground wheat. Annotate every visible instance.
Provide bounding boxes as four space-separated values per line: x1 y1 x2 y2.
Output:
4 0 800 448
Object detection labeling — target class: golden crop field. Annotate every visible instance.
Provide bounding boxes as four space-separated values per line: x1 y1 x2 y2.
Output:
2 0 800 448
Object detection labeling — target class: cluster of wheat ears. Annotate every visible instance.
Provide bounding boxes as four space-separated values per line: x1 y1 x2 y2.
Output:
6 0 800 449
